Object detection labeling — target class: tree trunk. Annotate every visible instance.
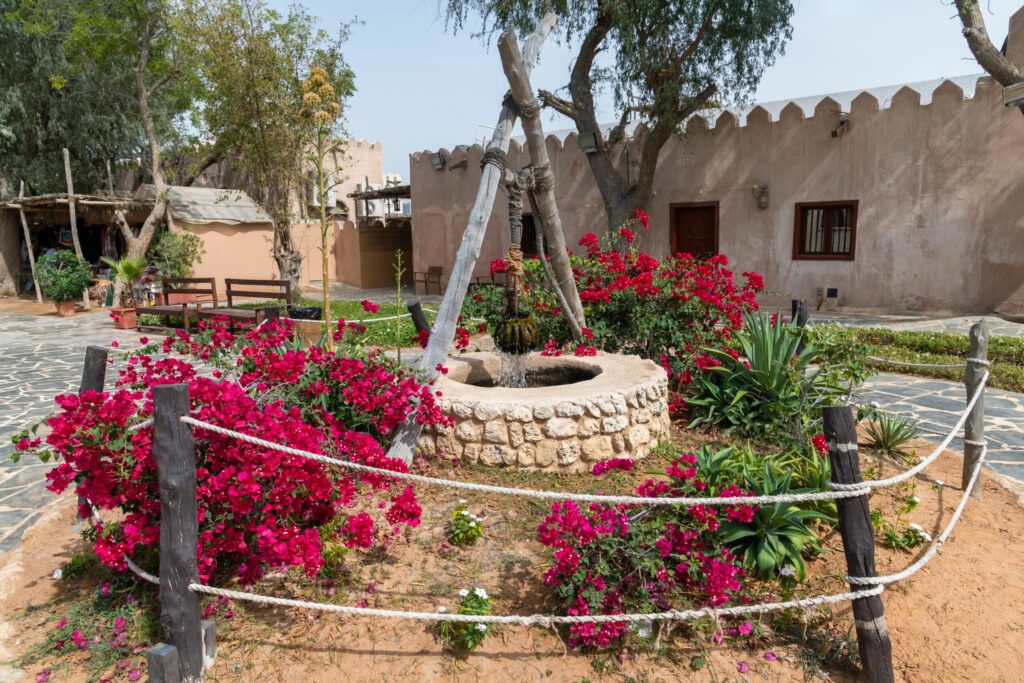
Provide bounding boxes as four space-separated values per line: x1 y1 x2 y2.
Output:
384 13 558 464
497 29 586 334
957 0 1024 117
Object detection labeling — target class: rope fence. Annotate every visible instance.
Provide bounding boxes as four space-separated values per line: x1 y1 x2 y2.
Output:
68 317 994 683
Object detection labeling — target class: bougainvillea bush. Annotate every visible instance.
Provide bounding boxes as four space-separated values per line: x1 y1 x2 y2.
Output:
13 317 450 584
463 214 765 403
538 447 761 650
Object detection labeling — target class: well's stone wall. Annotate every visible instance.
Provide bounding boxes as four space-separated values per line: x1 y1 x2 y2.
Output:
417 353 670 471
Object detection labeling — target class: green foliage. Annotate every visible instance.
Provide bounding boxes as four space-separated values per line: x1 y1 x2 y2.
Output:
864 413 922 460
446 503 484 547
147 229 204 279
719 465 833 581
444 0 793 130
688 313 850 444
438 587 492 652
36 250 93 303
826 325 1024 393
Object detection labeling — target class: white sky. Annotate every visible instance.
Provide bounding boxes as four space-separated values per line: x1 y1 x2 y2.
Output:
272 0 1021 174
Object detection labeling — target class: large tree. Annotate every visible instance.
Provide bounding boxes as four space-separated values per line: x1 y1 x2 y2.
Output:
445 0 794 230
17 0 199 305
0 0 142 197
956 0 1023 117
189 0 354 298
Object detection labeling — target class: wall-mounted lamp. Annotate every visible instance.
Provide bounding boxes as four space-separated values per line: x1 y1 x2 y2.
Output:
577 131 599 154
831 112 849 138
751 183 769 209
429 152 445 170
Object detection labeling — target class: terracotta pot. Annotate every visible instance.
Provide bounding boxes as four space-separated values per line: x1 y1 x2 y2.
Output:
111 307 137 330
54 301 77 317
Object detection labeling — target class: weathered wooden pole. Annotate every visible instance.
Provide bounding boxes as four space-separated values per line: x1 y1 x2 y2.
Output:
792 299 808 353
62 148 90 309
407 300 430 334
17 181 42 303
385 13 558 464
824 406 894 683
498 28 586 336
152 383 204 682
78 345 108 517
963 318 989 498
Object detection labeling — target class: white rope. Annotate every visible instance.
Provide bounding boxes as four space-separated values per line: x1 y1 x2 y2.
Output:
187 582 883 626
126 418 153 433
179 416 872 506
866 356 965 369
846 445 987 586
126 557 160 585
830 370 989 491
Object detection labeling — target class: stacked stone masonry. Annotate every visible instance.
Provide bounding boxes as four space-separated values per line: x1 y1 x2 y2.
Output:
417 353 670 472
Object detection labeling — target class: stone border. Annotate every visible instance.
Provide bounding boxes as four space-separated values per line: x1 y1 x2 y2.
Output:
417 352 670 471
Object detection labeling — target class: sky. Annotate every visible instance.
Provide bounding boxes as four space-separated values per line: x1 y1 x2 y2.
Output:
269 0 1021 175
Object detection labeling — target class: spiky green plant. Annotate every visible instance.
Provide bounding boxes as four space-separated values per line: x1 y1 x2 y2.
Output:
864 413 921 460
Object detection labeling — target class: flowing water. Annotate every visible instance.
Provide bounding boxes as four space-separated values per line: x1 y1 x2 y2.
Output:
497 351 530 388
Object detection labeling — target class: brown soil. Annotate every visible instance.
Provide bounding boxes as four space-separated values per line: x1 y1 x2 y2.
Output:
2 433 1023 683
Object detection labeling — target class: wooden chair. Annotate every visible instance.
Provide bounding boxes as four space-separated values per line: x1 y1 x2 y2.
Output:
414 266 444 295
135 277 218 333
197 278 291 327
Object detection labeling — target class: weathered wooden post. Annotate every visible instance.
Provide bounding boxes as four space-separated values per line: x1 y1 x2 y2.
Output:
17 181 42 304
151 383 205 682
824 406 894 683
963 318 989 498
791 299 808 354
78 345 108 515
407 300 430 334
62 147 89 310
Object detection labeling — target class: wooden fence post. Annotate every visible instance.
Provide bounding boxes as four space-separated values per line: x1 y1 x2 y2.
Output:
407 300 430 334
78 345 108 515
824 406 894 683
152 383 204 682
963 319 989 498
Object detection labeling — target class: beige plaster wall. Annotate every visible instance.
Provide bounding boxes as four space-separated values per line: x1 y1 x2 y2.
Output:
411 62 1024 314
180 220 340 293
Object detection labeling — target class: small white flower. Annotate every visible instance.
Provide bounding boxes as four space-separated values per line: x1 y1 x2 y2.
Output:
468 521 476 527
908 523 923 532
52 568 63 580
475 623 487 632
921 532 933 542
458 589 469 597
459 499 467 504
473 587 488 599
912 496 921 503
935 480 944 487
779 567 796 578
438 606 447 613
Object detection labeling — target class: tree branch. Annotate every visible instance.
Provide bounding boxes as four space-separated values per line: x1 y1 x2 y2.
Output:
956 0 1023 114
538 89 576 118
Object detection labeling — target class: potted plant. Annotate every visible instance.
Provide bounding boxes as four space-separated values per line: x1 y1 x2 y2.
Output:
102 256 147 329
36 250 93 317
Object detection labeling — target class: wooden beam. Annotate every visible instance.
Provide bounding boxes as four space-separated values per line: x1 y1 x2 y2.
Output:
384 12 559 465
18 181 42 304
63 148 90 309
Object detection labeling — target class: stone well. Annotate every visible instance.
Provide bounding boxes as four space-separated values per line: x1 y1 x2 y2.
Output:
417 352 670 471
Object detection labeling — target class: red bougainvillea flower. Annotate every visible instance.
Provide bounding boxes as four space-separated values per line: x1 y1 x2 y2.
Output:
634 209 650 229
812 434 829 458
360 299 380 314
490 257 508 275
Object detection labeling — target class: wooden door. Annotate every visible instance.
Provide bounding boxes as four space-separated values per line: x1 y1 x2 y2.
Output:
670 203 719 259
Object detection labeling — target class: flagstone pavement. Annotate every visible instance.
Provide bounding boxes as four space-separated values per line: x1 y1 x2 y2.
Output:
0 310 1021 558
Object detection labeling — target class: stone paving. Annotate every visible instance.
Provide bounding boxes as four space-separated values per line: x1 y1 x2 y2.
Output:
808 311 1024 337
855 372 1024 482
0 311 138 555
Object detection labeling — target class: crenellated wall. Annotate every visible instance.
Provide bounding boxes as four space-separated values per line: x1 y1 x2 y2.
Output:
411 67 1024 314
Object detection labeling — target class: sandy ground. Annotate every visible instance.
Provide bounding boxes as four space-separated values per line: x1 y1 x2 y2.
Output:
2 436 1023 682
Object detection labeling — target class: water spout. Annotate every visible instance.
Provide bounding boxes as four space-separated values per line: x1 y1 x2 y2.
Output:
497 351 529 388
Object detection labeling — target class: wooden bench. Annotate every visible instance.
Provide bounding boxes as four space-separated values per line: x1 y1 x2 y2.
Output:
136 277 219 333
197 278 290 327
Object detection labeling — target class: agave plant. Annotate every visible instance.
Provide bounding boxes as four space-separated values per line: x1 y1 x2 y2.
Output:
864 412 922 460
719 464 834 581
101 256 147 307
